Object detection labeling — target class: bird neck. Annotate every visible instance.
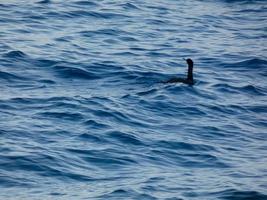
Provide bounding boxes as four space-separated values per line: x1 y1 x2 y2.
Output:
187 66 193 81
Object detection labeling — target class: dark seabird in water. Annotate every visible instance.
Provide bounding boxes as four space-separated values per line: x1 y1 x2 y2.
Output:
164 58 194 85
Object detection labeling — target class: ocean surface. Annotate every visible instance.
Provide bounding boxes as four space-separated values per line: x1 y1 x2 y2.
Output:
0 0 267 199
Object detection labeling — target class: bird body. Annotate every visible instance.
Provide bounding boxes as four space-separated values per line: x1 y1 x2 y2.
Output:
165 77 194 85
164 58 194 85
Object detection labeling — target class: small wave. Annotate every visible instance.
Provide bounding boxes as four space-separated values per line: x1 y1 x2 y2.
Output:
35 59 59 68
118 36 139 42
120 2 141 10
5 96 77 107
136 88 158 96
67 148 137 168
63 10 129 20
213 189 267 200
83 119 110 129
36 111 84 121
221 0 262 3
221 58 267 71
79 28 130 37
128 71 167 83
0 175 34 188
240 85 266 95
91 109 135 126
214 83 265 96
74 1 98 7
150 147 229 169
0 71 28 81
37 0 51 4
245 104 267 113
2 50 27 59
155 140 216 152
90 62 126 73
77 133 104 143
52 65 99 79
236 58 267 68
107 131 144 146
96 189 158 200
39 79 56 84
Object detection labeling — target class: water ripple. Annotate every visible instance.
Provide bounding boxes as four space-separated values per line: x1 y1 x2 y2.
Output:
0 0 267 199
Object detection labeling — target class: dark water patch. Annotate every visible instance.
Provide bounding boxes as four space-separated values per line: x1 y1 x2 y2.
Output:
0 102 17 110
3 97 79 110
35 59 60 68
90 107 152 130
136 88 158 96
67 148 138 168
27 14 47 21
150 148 229 169
107 131 144 146
145 50 171 58
146 18 169 26
37 0 51 4
120 2 141 10
221 58 267 70
43 11 71 20
36 111 84 121
214 83 238 94
77 96 113 108
0 43 11 53
49 192 66 196
235 8 267 14
0 3 10 8
63 10 129 20
74 1 98 7
0 71 29 81
7 97 36 105
224 104 248 114
54 35 73 42
1 155 46 172
245 105 267 113
96 189 157 200
155 140 217 152
195 125 228 139
48 101 83 110
221 0 264 4
77 133 105 143
239 85 266 96
83 119 110 129
79 28 131 38
92 109 130 123
119 36 139 42
38 166 94 182
214 189 267 200
90 62 126 74
0 175 34 188
39 79 56 84
202 103 243 116
140 98 207 117
2 50 28 59
112 51 140 57
52 65 99 79
130 71 168 84
214 83 265 96
1 153 95 182
146 4 170 13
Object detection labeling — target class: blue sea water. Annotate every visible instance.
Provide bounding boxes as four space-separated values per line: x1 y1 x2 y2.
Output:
0 0 267 199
